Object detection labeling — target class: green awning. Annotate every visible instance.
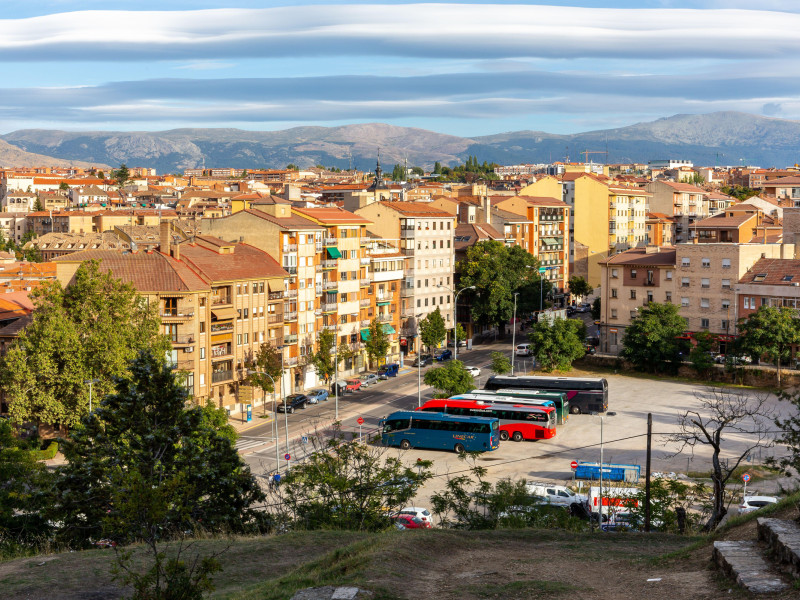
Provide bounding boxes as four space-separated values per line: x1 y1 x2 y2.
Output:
361 324 396 341
376 301 390 306
542 237 559 245
327 247 342 259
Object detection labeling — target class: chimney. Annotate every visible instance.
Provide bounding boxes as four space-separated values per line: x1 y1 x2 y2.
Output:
172 241 181 262
159 220 171 254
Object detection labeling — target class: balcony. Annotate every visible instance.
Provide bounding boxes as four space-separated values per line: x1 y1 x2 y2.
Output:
268 314 283 324
322 302 338 312
321 260 337 269
211 370 233 384
400 228 415 238
285 356 299 367
284 289 298 299
361 319 371 327
283 244 298 252
283 266 298 275
360 257 371 265
360 298 371 308
268 291 284 300
400 287 415 298
211 345 232 359
314 308 322 316
210 322 233 333
315 242 323 252
170 335 195 347
161 310 194 321
360 278 371 287
324 237 338 246
284 334 299 345
377 314 392 323
211 295 232 306
324 280 338 290
284 311 298 321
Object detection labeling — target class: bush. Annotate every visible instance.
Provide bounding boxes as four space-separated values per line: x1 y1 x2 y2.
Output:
29 440 58 461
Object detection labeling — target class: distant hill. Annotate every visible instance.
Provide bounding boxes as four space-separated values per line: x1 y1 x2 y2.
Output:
0 138 108 170
2 112 798 173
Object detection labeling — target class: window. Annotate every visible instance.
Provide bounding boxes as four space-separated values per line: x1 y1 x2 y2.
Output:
237 334 242 345
243 308 249 318
702 258 711 268
722 258 731 269
743 297 750 309
701 278 710 289
665 270 673 280
200 347 205 359
783 274 795 282
611 268 619 278
681 277 690 287
721 319 730 330
611 288 618 298
630 289 636 299
753 273 767 282
722 299 730 309
701 298 710 308
681 258 690 267
630 269 637 279
666 291 672 302
611 309 617 319
681 297 689 307
722 279 731 289
701 318 709 329
199 321 205 333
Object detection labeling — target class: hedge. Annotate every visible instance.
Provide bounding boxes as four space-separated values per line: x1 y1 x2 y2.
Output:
29 441 59 461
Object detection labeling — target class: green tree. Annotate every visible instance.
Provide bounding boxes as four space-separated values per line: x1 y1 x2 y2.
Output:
391 164 406 181
58 181 69 191
567 275 593 301
773 388 800 478
286 163 299 171
0 420 53 552
52 351 266 547
433 161 442 174
620 302 688 373
527 318 585 372
364 318 390 369
453 323 467 346
457 241 538 332
490 351 511 375
277 436 432 531
419 307 447 352
311 328 336 383
0 261 170 429
423 360 475 397
689 331 716 377
247 342 283 397
96 170 105 179
32 197 44 212
411 166 424 176
112 163 130 187
737 306 800 387
591 297 601 321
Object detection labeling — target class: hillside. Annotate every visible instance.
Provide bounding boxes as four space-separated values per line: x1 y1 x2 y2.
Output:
2 498 798 600
2 112 799 173
0 138 108 170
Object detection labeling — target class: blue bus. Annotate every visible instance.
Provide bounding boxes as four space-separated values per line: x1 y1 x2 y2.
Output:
380 410 500 453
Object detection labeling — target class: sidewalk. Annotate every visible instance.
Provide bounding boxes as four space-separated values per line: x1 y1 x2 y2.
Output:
227 410 275 434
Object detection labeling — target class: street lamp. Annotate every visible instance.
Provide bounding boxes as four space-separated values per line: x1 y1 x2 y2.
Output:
511 292 519 375
437 284 475 362
248 368 280 474
415 312 424 408
83 378 100 413
591 411 617 529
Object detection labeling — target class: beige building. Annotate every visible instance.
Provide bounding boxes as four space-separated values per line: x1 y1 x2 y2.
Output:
647 181 710 243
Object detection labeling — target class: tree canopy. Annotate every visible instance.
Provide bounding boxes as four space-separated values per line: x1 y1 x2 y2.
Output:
423 360 475 397
111 163 130 187
456 241 539 330
52 351 265 546
364 318 391 369
490 351 511 375
419 307 447 351
526 318 585 372
1 261 170 429
567 276 593 300
620 302 688 373
310 328 336 383
737 306 800 387
247 342 283 395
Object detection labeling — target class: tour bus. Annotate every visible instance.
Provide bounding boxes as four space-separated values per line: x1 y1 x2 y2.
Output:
465 388 570 425
448 393 557 431
419 398 556 441
380 410 500 453
484 375 608 414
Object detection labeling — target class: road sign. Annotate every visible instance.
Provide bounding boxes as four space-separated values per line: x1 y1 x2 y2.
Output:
284 453 291 461
742 473 751 483
357 417 365 425
570 461 578 469
301 435 308 444
539 267 547 274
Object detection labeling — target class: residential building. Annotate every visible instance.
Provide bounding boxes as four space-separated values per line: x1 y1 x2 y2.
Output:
762 176 800 204
645 213 674 246
737 258 800 322
647 181 710 243
693 206 782 244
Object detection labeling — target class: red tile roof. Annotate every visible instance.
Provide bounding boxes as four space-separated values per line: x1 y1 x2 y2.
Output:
180 242 287 282
601 246 676 266
293 206 373 224
371 201 454 218
739 258 800 285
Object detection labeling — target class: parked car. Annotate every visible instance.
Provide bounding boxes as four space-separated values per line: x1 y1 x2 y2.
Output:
392 514 430 530
394 506 432 526
345 379 363 392
330 380 348 394
377 363 399 379
464 366 481 377
412 354 433 367
434 349 452 361
578 303 592 313
447 339 468 348
584 344 596 355
515 343 532 356
739 496 778 514
277 394 309 413
360 373 380 387
307 388 329 403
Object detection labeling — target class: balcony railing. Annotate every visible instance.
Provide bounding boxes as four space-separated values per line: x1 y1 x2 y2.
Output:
361 319 371 327
324 237 338 246
211 370 233 384
283 244 298 252
268 291 284 300
211 296 232 306
324 280 338 290
360 299 371 308
321 260 338 269
170 335 195 346
360 278 371 287
285 289 298 299
283 334 298 345
161 310 194 319
210 322 233 333
285 356 299 367
211 345 232 358
377 314 392 322
268 314 283 324
322 302 338 312
360 257 371 265
284 311 298 321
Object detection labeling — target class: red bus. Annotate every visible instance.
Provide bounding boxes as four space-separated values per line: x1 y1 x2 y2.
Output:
418 398 556 441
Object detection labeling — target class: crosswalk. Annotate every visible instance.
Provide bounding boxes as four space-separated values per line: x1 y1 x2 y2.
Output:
235 436 273 452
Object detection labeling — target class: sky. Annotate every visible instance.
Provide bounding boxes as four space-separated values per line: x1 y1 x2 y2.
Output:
2 1 800 136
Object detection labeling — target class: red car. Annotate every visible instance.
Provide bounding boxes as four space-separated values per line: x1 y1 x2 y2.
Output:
345 379 362 392
391 514 431 529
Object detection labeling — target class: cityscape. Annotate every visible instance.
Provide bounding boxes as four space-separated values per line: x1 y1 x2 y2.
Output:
2 2 800 600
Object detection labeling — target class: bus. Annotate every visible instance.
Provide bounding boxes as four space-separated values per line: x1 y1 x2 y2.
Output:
448 393 557 431
419 399 556 441
484 375 608 414
464 388 570 425
380 410 499 453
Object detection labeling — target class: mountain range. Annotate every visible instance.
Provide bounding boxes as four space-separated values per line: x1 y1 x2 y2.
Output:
0 112 798 174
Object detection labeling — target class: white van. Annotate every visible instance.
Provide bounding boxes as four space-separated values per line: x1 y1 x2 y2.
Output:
525 482 587 508
515 343 531 356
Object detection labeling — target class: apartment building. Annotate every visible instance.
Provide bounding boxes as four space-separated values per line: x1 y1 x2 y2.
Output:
647 181 710 243
694 206 782 244
355 202 455 355
645 213 674 246
599 246 676 354
737 258 800 322
54 234 288 414
2 191 36 213
363 236 404 366
762 176 800 204
607 184 651 252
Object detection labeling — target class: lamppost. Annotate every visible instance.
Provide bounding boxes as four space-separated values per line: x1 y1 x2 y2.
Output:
591 411 617 529
415 312 424 408
333 325 339 421
84 378 100 413
437 284 475 362
248 368 280 474
511 292 519 375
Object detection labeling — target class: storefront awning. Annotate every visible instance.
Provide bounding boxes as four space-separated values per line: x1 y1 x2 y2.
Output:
383 325 396 334
211 307 236 321
327 247 342 259
361 324 396 341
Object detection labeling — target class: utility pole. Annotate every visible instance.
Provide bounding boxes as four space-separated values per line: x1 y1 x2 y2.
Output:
645 412 652 532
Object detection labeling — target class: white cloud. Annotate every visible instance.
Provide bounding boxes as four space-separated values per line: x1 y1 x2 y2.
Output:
2 5 800 60
174 61 235 71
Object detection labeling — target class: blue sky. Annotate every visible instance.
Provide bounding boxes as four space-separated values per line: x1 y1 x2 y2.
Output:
2 2 799 136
